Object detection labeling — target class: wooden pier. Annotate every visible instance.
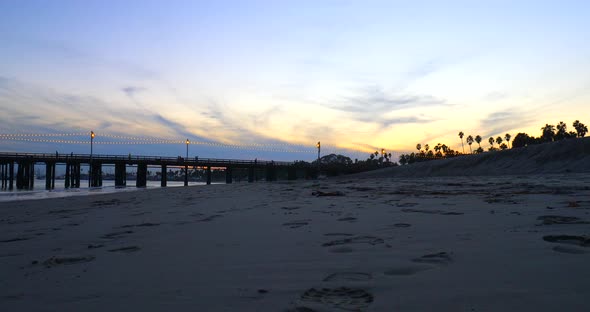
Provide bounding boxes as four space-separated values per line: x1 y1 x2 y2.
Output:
0 152 313 190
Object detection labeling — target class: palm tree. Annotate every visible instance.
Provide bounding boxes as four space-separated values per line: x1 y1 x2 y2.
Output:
495 136 503 146
416 144 422 152
458 132 465 154
556 121 568 140
488 137 494 148
424 144 429 152
466 135 474 154
540 124 556 142
475 135 482 149
573 120 588 137
504 133 511 148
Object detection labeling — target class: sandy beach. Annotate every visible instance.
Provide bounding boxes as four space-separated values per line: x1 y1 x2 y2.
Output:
1 170 589 311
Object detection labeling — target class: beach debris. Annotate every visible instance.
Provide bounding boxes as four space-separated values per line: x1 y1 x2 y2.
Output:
298 287 374 311
312 190 345 197
537 215 589 225
43 255 95 267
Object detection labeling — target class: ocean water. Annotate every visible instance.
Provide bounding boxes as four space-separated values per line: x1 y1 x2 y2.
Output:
0 179 211 202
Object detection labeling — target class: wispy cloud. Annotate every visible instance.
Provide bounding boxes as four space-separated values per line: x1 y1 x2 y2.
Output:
327 85 445 127
479 110 537 137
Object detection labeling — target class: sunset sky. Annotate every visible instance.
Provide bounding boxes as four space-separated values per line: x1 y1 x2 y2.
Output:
1 0 589 161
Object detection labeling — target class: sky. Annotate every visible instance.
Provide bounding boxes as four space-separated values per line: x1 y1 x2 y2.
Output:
1 0 589 161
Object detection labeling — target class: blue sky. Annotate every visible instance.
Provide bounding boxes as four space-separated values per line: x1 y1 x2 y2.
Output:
1 0 589 161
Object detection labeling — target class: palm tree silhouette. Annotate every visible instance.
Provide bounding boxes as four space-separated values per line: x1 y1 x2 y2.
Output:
466 135 474 154
475 135 482 149
504 133 511 148
540 124 556 142
495 136 503 146
573 120 588 137
458 132 465 154
416 144 422 152
488 137 494 148
556 122 568 140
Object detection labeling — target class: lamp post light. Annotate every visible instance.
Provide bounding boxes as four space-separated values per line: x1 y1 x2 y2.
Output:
186 139 189 159
316 141 321 175
89 131 95 187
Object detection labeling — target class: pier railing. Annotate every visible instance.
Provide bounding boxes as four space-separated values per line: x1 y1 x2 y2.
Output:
0 152 294 167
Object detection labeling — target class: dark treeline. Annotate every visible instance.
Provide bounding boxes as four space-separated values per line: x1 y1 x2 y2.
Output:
399 120 587 165
292 150 397 177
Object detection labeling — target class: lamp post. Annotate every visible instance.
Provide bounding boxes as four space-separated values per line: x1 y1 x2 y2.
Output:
186 138 189 159
185 139 190 186
316 141 321 175
89 131 95 187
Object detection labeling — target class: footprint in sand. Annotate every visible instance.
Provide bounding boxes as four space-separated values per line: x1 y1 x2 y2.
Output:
42 255 95 267
119 222 160 228
108 246 141 253
281 206 301 211
197 215 223 222
101 230 134 239
0 237 31 243
537 215 589 225
402 208 463 216
412 252 453 265
322 235 384 247
329 247 354 253
552 246 587 254
323 272 372 282
283 220 311 229
293 287 374 311
543 235 590 247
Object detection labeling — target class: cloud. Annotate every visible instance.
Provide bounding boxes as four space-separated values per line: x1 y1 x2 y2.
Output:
479 110 537 137
483 91 509 101
327 85 445 127
122 86 145 98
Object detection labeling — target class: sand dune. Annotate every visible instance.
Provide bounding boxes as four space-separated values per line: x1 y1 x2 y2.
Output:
359 137 590 178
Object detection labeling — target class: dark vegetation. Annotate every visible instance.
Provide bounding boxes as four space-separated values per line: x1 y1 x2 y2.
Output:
398 120 587 165
310 151 396 177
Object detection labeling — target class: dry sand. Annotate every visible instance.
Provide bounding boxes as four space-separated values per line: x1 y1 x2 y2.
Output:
1 140 590 311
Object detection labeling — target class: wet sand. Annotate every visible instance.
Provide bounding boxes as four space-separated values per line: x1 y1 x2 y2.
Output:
1 173 589 311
